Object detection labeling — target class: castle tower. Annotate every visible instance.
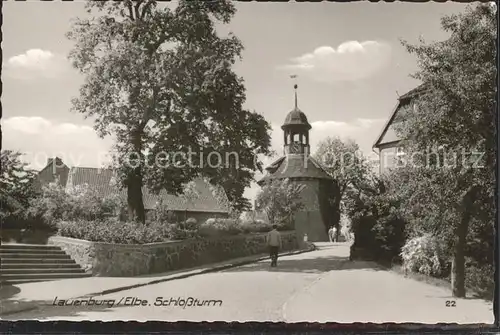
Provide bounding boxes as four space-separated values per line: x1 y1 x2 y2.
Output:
282 84 311 156
258 83 333 242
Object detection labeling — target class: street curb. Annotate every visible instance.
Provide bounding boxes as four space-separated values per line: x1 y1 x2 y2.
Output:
79 244 316 298
1 244 317 316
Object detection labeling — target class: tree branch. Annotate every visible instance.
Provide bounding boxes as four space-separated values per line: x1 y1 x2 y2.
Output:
140 0 154 20
127 1 135 21
340 182 348 198
134 1 143 21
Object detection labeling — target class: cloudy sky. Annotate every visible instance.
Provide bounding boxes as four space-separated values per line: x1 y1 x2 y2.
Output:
2 1 470 202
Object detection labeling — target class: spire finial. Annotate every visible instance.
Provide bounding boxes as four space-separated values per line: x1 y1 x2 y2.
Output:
291 74 298 109
294 84 298 108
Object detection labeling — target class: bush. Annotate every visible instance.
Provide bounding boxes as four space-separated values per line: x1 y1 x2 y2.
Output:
179 217 197 230
168 223 199 240
27 182 124 227
57 216 289 243
198 218 242 237
349 189 406 264
239 219 272 234
1 213 57 232
400 234 448 277
198 218 292 237
465 262 494 300
170 218 199 240
57 218 198 244
153 199 181 223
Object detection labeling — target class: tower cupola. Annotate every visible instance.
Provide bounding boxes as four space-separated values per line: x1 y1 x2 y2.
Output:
282 84 311 155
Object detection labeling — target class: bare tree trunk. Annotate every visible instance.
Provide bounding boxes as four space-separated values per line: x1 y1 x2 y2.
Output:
126 130 146 224
127 170 145 224
332 198 341 241
451 214 468 297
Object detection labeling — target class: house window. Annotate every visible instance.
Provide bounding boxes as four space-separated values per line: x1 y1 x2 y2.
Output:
395 147 406 168
396 147 405 157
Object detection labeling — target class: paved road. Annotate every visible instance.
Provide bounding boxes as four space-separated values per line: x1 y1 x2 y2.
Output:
4 243 494 323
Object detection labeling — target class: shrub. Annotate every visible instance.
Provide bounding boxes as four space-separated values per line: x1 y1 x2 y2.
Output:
465 262 494 300
57 218 197 244
198 218 242 237
27 182 124 228
239 219 272 234
198 218 291 237
170 218 199 240
179 217 197 230
350 215 378 261
153 199 180 223
400 234 448 277
168 223 199 240
349 189 406 264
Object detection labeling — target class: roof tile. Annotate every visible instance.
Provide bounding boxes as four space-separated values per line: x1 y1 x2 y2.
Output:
65 167 229 212
258 154 332 184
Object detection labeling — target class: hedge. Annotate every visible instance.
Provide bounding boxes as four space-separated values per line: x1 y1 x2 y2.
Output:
57 217 293 244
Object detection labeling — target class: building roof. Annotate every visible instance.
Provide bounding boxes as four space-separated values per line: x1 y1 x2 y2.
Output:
282 108 312 130
38 157 66 175
373 84 427 149
63 167 230 213
258 154 332 185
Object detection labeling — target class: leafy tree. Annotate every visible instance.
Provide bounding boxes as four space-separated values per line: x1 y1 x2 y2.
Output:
255 178 305 229
346 173 406 264
182 180 199 221
314 137 371 237
396 3 496 297
26 182 124 227
153 198 175 223
207 180 239 219
67 0 272 224
0 150 39 207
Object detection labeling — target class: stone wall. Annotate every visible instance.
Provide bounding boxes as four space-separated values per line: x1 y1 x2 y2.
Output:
48 232 300 277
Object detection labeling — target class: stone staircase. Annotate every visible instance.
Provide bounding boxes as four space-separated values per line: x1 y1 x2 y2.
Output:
0 244 92 284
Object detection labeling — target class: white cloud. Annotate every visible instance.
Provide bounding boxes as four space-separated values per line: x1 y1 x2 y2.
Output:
2 116 113 170
279 41 392 83
3 49 70 80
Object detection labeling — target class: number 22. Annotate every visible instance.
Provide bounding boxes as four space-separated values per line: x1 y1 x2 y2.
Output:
446 300 456 307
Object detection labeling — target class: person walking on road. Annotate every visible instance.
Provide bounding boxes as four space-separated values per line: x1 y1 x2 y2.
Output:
267 225 282 267
328 226 337 243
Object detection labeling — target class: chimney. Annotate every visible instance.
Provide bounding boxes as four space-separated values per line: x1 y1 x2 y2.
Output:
47 158 53 166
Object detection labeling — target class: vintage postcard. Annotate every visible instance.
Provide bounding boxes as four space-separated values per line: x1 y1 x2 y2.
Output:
1 0 496 326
